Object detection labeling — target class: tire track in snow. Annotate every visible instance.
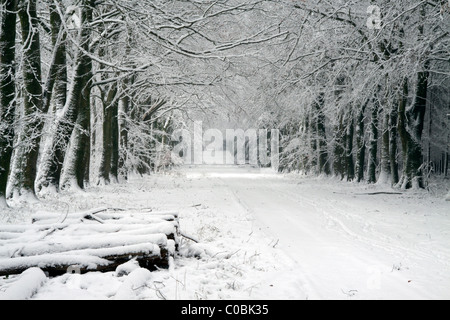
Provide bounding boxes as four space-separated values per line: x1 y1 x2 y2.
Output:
274 185 450 266
215 174 443 299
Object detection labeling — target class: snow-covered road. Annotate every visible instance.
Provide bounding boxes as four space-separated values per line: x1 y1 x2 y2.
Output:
3 165 449 300
181 165 450 300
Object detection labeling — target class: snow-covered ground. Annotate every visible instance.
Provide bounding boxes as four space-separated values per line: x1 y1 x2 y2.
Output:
1 165 449 300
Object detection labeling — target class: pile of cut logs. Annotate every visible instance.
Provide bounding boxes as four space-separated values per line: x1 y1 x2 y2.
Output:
0 208 180 277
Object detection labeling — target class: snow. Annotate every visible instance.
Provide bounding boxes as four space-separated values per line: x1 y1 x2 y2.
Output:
0 268 47 300
0 254 110 272
0 196 8 209
115 259 140 277
114 268 152 300
0 234 166 257
1 165 449 300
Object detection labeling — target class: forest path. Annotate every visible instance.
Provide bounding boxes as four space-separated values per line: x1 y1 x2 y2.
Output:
180 165 450 300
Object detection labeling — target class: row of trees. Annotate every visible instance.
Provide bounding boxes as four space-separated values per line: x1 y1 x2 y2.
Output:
1 0 449 208
0 0 282 207
249 0 449 189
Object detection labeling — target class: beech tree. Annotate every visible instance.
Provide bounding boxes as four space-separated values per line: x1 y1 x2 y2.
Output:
9 0 44 198
0 0 17 207
0 0 448 207
255 0 449 189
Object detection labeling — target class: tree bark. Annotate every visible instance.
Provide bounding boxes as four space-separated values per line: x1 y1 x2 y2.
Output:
110 99 120 182
37 1 95 192
367 96 379 184
42 3 67 114
404 68 429 189
0 0 17 205
10 0 43 197
346 116 355 181
98 85 118 185
445 149 449 178
379 110 391 184
309 111 317 174
333 112 346 179
60 0 95 190
389 104 400 185
355 101 367 183
61 67 92 190
118 89 130 180
35 3 69 193
315 93 330 175
397 6 430 189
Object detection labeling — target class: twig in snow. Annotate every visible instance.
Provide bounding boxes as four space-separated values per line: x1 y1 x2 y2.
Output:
333 192 403 196
272 239 279 248
245 283 260 297
83 214 105 224
180 231 199 243
107 207 153 212
60 203 70 224
356 192 403 196
155 288 167 300
170 276 186 290
226 249 241 259
341 289 358 297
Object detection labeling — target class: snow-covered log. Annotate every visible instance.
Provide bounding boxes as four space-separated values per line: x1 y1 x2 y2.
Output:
31 207 108 224
0 268 47 300
0 208 180 276
0 239 172 277
31 208 179 224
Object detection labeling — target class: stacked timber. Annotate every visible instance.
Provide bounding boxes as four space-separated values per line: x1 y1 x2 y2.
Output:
0 208 180 276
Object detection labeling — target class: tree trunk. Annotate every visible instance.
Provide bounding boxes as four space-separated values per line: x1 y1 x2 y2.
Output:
398 78 409 186
60 0 94 190
36 1 95 192
315 93 330 175
10 0 43 197
397 6 429 190
301 114 309 173
389 105 400 184
98 85 118 185
355 101 367 183
346 116 355 181
333 112 346 180
379 110 391 184
35 3 69 193
445 149 449 178
309 111 317 174
61 67 92 190
367 97 379 184
0 0 17 206
404 68 429 189
118 90 130 180
398 71 429 189
42 2 67 113
110 99 119 183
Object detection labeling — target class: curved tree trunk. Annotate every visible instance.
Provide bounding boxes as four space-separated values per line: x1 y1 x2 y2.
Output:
36 3 68 193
